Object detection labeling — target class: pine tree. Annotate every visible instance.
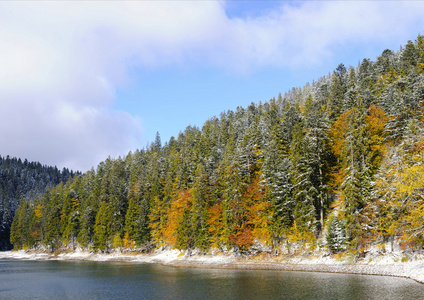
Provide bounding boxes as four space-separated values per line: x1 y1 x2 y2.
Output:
328 63 347 122
326 215 347 253
263 124 292 247
302 95 333 232
10 201 29 249
191 163 210 251
94 201 111 250
289 122 317 242
79 205 95 247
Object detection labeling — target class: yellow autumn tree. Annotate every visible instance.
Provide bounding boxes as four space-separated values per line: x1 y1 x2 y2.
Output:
30 203 44 244
207 202 225 249
374 118 424 249
373 148 403 250
329 110 353 210
397 162 424 247
244 174 271 245
365 104 389 171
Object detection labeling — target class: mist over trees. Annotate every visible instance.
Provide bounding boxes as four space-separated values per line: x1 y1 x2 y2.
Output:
9 36 424 255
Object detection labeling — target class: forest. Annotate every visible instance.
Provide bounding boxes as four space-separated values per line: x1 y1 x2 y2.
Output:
9 36 424 256
0 156 76 250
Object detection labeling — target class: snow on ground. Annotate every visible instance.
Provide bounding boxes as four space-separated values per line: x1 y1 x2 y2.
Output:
0 250 50 260
1 249 423 284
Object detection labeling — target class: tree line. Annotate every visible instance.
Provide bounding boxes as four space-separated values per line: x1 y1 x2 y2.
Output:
0 156 76 250
10 36 424 255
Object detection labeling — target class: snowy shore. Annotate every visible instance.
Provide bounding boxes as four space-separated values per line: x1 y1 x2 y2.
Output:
1 249 423 284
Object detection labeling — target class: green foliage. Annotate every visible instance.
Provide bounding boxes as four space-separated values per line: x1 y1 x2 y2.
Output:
0 156 76 249
8 35 424 256
94 202 110 250
326 215 347 253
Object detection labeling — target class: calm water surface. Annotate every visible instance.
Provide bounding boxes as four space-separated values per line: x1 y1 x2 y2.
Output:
0 259 423 299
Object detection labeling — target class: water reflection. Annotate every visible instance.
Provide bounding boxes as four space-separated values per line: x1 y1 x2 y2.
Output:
0 259 422 299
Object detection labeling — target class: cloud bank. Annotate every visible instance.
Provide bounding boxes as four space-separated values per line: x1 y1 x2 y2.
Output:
1 1 423 171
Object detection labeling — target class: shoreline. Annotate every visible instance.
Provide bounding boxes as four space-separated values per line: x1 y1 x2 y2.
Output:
1 249 423 284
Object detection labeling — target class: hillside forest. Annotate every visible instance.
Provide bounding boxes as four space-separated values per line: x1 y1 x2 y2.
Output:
0 156 76 250
10 36 424 255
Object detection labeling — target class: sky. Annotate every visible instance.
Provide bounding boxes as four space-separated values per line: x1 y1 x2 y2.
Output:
1 1 424 172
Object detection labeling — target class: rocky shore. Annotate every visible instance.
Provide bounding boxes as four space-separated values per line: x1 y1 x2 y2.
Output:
1 249 423 284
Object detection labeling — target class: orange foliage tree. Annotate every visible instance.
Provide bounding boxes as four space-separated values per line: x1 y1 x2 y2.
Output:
229 174 270 251
329 105 389 250
163 189 192 247
207 202 225 249
365 104 389 172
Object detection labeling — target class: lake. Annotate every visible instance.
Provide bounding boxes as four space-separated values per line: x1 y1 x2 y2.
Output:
0 259 423 299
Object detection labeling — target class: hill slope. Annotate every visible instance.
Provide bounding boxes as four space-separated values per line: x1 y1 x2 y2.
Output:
10 35 424 256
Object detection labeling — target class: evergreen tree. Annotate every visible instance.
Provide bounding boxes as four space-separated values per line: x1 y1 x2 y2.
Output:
9 35 424 256
289 123 317 242
191 163 210 251
94 201 111 250
326 215 347 253
328 63 347 122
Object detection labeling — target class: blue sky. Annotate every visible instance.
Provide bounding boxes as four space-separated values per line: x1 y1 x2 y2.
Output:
1 1 424 171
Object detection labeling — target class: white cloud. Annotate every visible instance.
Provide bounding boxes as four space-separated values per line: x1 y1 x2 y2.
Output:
0 1 423 171
215 1 424 69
